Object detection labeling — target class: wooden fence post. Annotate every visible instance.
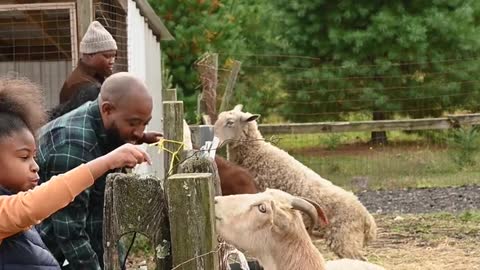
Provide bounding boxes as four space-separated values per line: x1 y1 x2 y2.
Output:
195 53 218 124
76 0 93 41
219 60 241 113
189 125 214 149
165 173 219 270
165 88 177 101
178 151 222 195
163 101 184 175
103 173 171 270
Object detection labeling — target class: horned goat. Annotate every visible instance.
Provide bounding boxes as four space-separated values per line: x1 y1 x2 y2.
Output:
213 105 377 260
215 189 386 270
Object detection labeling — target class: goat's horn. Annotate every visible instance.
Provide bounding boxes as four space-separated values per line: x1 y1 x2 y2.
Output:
291 197 319 232
301 197 329 226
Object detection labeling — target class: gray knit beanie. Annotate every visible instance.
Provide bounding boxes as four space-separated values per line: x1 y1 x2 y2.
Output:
80 21 118 54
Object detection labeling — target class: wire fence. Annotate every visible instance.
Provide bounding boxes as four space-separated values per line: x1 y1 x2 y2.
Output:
198 53 480 192
0 2 77 109
95 0 128 72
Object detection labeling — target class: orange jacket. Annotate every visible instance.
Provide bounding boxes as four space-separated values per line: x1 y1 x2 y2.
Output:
0 164 94 244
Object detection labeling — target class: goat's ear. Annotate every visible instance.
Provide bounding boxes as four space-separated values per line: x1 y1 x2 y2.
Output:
271 202 291 232
241 113 260 123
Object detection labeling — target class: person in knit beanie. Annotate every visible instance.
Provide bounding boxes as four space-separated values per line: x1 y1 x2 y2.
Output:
59 21 118 104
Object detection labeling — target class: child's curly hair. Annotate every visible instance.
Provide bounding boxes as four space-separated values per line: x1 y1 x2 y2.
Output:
0 77 47 139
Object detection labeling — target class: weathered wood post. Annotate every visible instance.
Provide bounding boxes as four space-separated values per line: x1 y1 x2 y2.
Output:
165 88 178 101
165 173 219 270
195 53 218 124
103 173 171 270
219 60 242 113
76 0 93 42
163 101 184 176
176 150 237 270
178 150 222 196
189 125 214 149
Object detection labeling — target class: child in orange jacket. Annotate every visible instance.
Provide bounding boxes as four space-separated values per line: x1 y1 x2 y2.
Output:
0 77 150 269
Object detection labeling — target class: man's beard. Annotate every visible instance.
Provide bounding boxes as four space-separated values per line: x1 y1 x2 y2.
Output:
105 122 126 149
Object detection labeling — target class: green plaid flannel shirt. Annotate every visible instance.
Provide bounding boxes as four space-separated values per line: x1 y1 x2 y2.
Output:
36 99 114 270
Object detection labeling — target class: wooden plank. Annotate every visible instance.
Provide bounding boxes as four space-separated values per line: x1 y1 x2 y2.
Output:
76 0 93 42
190 113 480 135
69 5 78 68
258 114 480 135
163 101 184 175
0 2 75 11
165 173 218 270
115 0 128 12
0 0 75 5
219 60 241 113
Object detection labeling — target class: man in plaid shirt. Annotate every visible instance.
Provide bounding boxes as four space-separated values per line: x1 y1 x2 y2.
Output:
36 73 161 269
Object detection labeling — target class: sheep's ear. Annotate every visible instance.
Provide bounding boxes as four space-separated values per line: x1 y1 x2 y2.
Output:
241 113 260 123
233 104 243 112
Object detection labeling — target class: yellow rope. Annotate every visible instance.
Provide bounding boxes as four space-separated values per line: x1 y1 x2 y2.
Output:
149 138 186 175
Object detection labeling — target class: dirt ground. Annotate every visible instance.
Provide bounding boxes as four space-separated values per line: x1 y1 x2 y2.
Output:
358 185 480 214
317 214 480 270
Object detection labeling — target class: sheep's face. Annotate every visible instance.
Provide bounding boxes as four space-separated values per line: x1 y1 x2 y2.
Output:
214 104 260 146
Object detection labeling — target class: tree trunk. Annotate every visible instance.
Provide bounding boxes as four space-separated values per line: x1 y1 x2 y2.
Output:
370 111 388 145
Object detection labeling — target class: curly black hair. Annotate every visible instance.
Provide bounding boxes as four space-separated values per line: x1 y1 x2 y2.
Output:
48 84 100 121
0 77 47 140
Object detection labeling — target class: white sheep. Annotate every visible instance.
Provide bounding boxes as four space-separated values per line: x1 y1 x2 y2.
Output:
213 105 377 260
215 189 386 270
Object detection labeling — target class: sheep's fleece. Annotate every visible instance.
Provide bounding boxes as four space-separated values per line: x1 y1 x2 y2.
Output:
214 105 377 260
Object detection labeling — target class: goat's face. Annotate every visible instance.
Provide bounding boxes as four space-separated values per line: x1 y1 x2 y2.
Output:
214 189 321 255
215 192 275 252
214 104 260 146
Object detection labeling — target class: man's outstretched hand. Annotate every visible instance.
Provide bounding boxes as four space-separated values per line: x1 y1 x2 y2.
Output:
87 143 151 179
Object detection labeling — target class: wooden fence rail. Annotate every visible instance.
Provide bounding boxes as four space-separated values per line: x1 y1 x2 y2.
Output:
190 113 480 137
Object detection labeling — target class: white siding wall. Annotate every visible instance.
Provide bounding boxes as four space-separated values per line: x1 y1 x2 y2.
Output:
0 61 72 109
127 0 164 177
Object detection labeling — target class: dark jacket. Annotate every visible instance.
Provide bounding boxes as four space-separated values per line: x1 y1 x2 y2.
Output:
49 84 100 121
59 60 104 104
0 187 61 270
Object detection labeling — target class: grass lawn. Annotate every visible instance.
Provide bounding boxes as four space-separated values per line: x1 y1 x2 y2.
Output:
268 130 480 191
